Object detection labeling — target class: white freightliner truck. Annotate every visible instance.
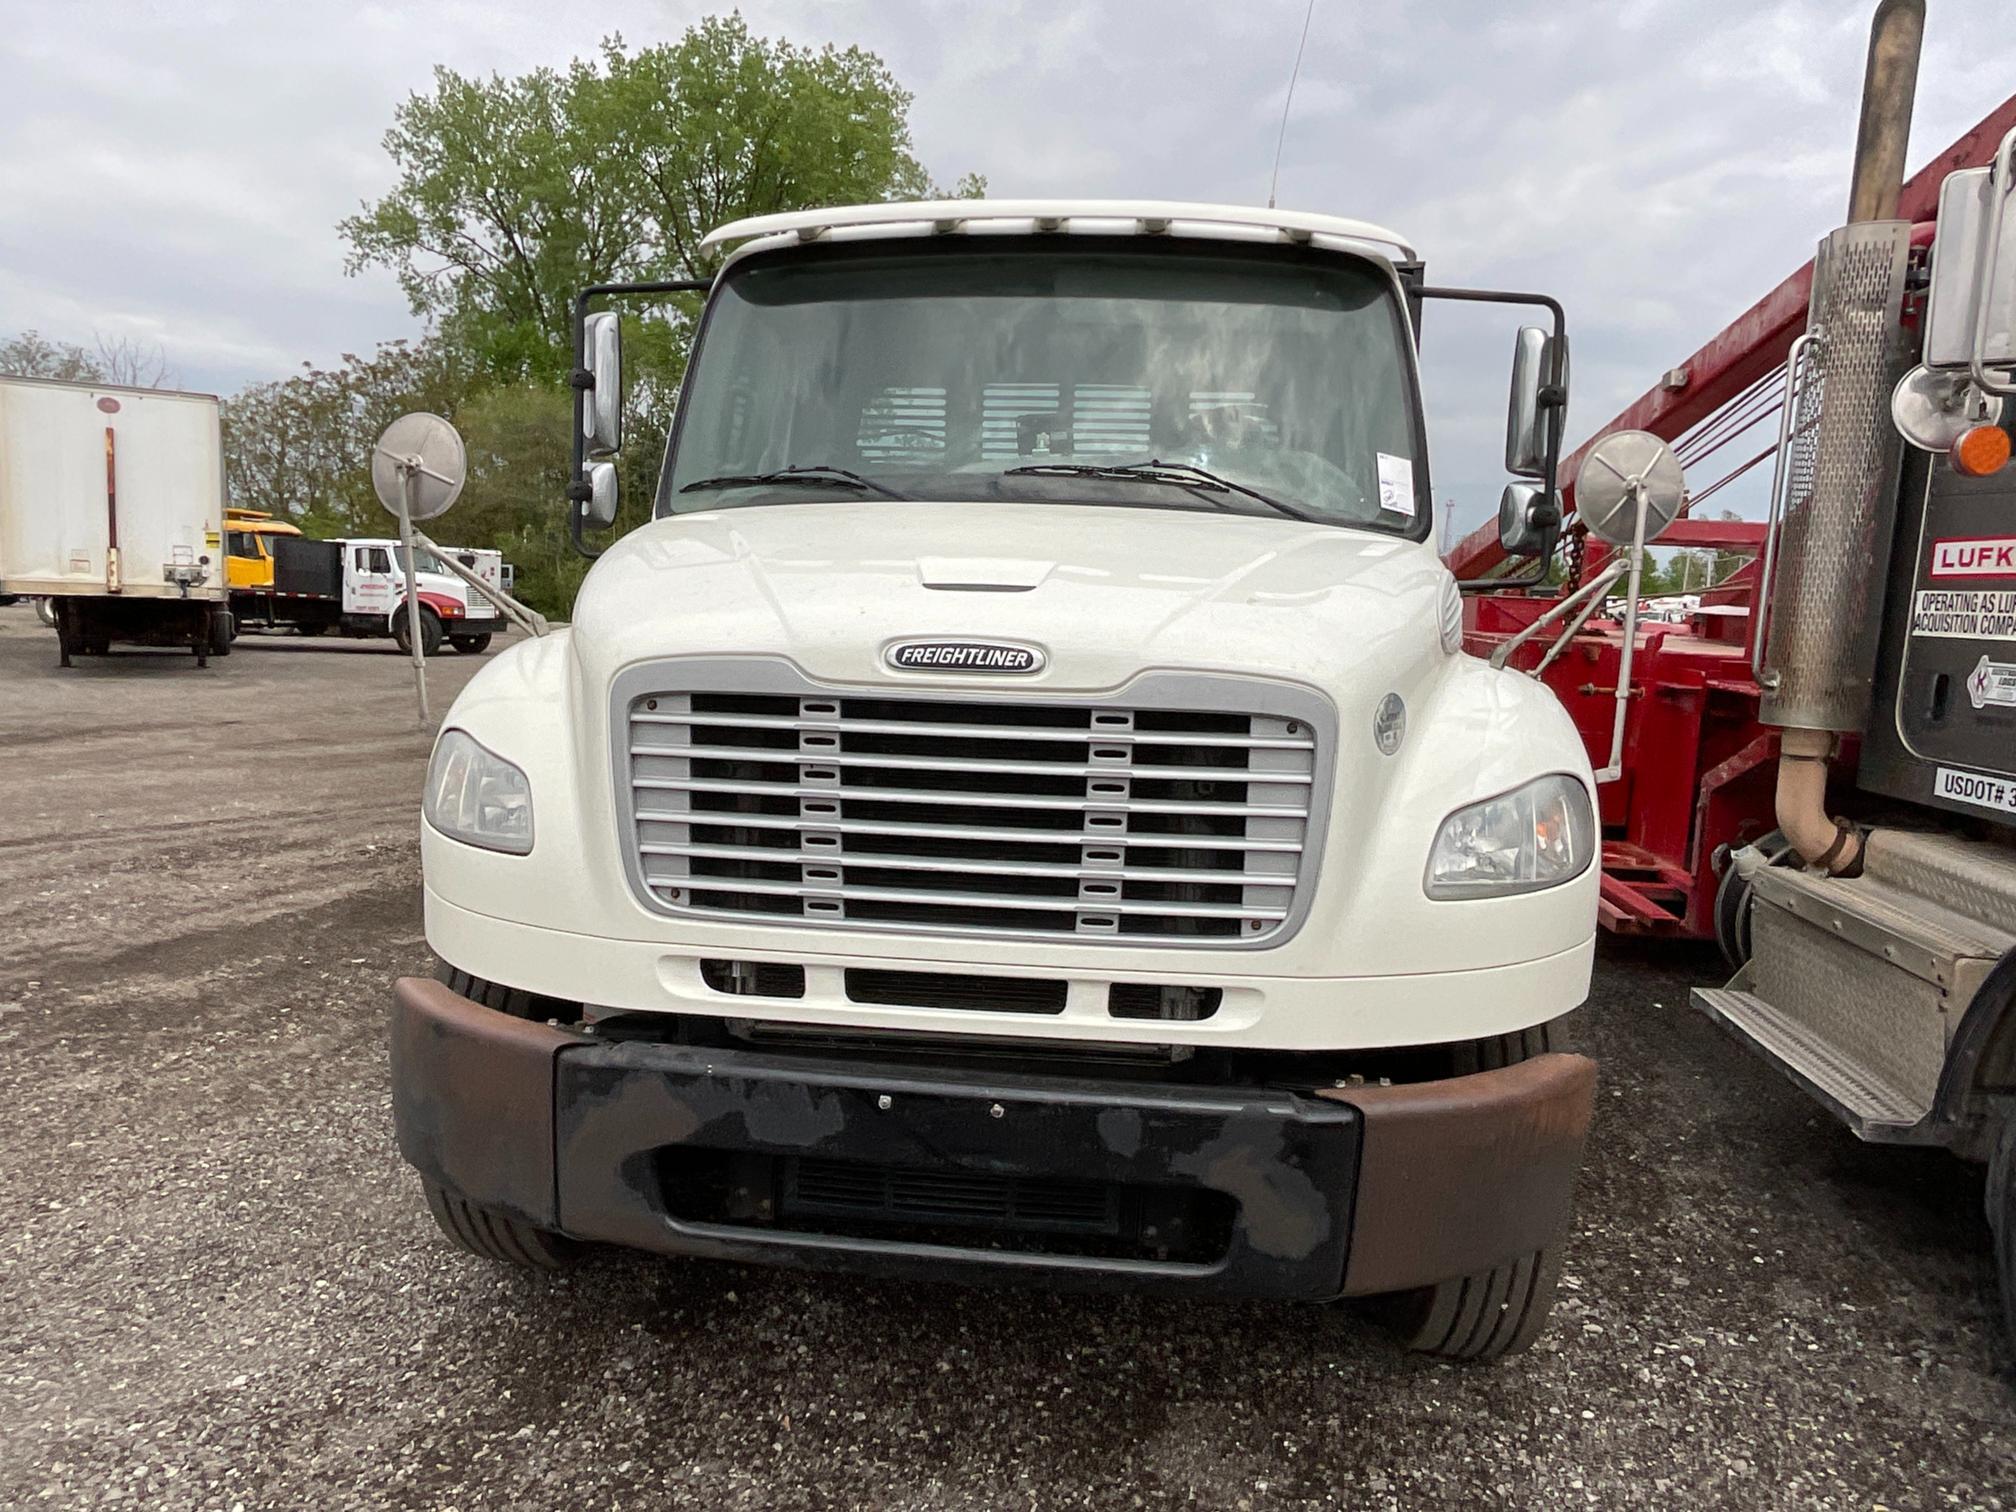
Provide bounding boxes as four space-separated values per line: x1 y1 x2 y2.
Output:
391 201 1620 1358
0 375 231 666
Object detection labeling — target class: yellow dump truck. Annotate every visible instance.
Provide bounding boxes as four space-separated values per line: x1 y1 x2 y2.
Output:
223 507 301 591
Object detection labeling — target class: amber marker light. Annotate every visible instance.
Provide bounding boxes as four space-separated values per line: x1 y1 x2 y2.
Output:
1950 424 2011 478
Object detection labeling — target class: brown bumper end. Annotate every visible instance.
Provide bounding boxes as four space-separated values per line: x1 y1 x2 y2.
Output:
1324 1051 1597 1297
390 976 575 1229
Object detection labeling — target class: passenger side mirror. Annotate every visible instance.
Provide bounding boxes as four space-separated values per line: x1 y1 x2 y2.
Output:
582 461 619 529
1506 326 1570 478
1497 482 1559 558
583 311 624 457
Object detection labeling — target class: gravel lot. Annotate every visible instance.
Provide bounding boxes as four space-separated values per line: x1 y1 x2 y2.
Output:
1 603 2012 1510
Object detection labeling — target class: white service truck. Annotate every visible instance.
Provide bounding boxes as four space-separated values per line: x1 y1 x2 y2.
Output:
0 375 230 666
236 534 504 654
392 201 1609 1359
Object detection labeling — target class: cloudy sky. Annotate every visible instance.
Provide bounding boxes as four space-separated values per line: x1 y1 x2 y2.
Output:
3 0 2012 535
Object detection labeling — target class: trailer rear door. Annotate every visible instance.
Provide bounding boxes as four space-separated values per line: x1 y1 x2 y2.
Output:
0 377 224 602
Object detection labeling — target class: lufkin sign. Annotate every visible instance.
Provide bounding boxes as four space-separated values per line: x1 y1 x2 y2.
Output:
1930 536 2016 578
1915 536 2016 641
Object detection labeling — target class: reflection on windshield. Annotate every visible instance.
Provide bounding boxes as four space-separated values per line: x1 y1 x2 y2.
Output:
660 241 1425 535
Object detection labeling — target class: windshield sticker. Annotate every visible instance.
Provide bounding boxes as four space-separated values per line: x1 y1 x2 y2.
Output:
1934 766 2016 816
1377 453 1416 518
1910 589 2016 640
1930 536 2016 579
1967 655 2016 710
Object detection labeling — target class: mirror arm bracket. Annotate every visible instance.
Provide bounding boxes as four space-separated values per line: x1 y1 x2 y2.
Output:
568 276 714 561
1417 285 1569 595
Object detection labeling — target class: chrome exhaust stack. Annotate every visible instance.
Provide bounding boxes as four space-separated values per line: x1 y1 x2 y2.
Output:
1756 0 1924 872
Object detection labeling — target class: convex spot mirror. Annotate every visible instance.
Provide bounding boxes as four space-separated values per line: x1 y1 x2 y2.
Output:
1576 430 1686 547
1497 482 1560 558
584 311 624 457
371 412 467 522
1506 326 1570 478
582 461 619 529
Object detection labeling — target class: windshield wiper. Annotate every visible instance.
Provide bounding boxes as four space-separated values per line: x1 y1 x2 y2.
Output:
1001 460 1313 522
679 465 910 500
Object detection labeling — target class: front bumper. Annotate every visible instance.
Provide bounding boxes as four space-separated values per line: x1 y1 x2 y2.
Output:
391 976 1596 1299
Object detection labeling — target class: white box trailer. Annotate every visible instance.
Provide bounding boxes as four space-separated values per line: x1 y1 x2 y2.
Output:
0 375 231 667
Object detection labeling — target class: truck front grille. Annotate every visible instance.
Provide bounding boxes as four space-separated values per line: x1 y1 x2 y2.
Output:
619 681 1323 945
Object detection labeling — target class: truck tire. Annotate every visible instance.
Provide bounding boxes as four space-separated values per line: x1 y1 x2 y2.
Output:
1373 1019 1571 1361
1713 830 1794 970
393 607 443 657
416 964 584 1270
1387 1245 1566 1362
1990 1116 2016 1354
35 596 56 628
208 609 234 657
448 632 493 655
422 1180 578 1271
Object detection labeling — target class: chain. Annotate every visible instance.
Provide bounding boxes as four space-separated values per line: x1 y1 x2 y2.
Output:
1563 525 1586 592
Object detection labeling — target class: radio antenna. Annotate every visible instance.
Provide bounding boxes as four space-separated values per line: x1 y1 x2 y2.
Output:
1266 0 1319 209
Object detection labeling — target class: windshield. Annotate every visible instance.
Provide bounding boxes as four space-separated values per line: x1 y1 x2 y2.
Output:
659 239 1426 535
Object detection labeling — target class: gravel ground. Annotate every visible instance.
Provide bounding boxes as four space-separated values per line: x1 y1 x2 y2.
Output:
1 603 2012 1510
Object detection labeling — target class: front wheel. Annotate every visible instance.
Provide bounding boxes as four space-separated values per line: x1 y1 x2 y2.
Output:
448 632 492 655
393 607 443 657
422 1180 578 1271
1385 1246 1566 1361
1371 1020 1573 1361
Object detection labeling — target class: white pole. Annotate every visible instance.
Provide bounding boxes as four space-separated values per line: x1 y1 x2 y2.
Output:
399 464 430 726
1595 480 1650 783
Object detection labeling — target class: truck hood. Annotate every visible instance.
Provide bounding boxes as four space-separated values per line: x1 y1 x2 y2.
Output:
570 501 1454 702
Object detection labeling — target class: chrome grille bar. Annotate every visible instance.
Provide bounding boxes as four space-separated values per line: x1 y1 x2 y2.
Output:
636 811 1306 851
630 746 1315 784
634 710 1316 749
619 682 1323 945
632 778 1308 817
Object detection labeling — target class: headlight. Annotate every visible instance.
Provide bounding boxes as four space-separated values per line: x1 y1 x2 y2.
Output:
1425 773 1593 899
424 730 533 855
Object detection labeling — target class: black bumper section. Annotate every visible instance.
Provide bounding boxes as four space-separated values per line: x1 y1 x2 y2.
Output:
392 977 1595 1301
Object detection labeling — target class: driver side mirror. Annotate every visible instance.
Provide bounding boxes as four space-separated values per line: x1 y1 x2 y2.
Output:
583 311 624 458
1505 326 1570 478
582 461 619 529
1497 482 1560 558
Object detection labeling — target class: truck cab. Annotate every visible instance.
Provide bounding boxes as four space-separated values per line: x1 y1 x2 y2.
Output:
392 201 1601 1359
336 537 502 653
224 507 301 592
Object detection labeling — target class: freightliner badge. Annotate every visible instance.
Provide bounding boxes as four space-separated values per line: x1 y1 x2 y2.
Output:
885 639 1046 674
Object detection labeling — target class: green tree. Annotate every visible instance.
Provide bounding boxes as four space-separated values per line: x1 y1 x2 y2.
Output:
220 337 472 538
340 17 978 383
1 330 104 383
1 330 176 387
340 58 637 384
596 17 948 277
